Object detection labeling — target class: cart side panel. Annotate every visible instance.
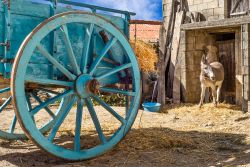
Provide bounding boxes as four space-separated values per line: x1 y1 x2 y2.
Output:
1 0 129 79
0 7 4 61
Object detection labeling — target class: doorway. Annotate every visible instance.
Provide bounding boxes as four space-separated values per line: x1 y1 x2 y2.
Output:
216 33 236 104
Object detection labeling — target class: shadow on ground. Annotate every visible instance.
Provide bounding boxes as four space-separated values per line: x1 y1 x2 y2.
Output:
0 127 249 167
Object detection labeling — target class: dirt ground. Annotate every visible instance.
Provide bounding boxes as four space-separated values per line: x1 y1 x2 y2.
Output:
0 103 250 167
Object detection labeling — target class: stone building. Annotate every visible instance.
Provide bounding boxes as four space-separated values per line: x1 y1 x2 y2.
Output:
162 0 250 112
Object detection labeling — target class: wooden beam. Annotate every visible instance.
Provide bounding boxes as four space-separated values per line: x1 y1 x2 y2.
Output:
170 11 185 103
231 0 243 14
181 16 250 30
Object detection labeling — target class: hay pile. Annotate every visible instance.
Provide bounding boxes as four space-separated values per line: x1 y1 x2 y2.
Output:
130 40 158 72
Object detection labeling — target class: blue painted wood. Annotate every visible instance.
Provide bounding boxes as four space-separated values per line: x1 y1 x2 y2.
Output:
30 92 56 118
89 37 118 76
8 115 17 134
0 0 132 77
85 98 107 144
30 90 74 116
48 95 77 141
100 87 136 96
0 96 11 113
11 12 141 160
74 99 84 151
91 95 126 124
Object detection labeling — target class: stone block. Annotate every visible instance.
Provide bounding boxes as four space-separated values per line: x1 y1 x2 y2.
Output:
194 0 202 5
214 7 224 15
207 0 219 9
218 0 224 7
188 0 194 5
197 3 208 11
207 15 219 21
189 4 198 12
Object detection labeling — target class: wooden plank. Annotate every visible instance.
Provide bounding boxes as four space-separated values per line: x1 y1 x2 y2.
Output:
231 0 243 13
169 11 184 103
181 15 250 30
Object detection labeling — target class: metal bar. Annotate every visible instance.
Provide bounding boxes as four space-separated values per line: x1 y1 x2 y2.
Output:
44 0 136 16
3 0 11 77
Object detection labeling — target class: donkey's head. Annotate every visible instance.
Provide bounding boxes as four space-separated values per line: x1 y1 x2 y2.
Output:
201 55 215 81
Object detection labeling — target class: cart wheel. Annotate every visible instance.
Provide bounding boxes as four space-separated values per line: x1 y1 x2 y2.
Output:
11 11 140 160
0 86 69 140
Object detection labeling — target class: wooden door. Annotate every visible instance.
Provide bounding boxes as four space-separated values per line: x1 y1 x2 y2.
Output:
229 0 249 17
217 40 236 104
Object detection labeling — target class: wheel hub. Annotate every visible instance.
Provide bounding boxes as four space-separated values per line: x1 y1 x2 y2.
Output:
75 74 100 98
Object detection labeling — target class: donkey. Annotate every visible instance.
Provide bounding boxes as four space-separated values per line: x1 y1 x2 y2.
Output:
199 55 224 108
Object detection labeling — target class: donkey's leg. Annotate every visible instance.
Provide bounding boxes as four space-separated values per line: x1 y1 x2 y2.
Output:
212 87 217 107
199 84 206 108
217 84 222 104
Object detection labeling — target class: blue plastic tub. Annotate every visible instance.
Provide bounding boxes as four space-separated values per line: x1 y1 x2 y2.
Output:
142 102 161 112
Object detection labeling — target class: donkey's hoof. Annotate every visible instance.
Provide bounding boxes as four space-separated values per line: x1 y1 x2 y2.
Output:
198 104 202 109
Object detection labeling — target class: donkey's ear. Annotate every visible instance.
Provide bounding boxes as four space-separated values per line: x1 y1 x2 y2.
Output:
201 54 208 65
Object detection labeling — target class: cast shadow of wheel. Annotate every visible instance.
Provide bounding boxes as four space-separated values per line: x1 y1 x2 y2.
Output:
0 127 249 167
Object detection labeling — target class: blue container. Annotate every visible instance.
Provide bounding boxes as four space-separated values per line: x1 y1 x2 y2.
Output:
142 102 161 112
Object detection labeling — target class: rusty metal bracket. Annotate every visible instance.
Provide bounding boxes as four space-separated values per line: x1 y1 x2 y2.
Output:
2 0 10 9
0 41 10 50
0 57 13 63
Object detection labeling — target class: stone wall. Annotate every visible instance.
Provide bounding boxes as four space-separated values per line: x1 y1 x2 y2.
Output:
163 0 225 24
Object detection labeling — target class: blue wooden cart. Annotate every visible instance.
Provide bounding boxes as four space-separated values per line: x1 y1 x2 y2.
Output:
0 0 141 160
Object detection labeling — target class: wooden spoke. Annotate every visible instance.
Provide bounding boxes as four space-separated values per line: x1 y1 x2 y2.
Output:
91 95 126 124
30 90 74 116
36 44 76 80
96 63 132 80
8 116 17 134
26 94 35 122
0 96 11 113
100 87 135 96
25 77 74 88
30 92 56 118
85 98 107 144
0 87 10 94
74 99 84 151
61 24 81 76
39 88 59 95
89 37 117 76
48 96 77 142
231 0 242 13
82 23 94 73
